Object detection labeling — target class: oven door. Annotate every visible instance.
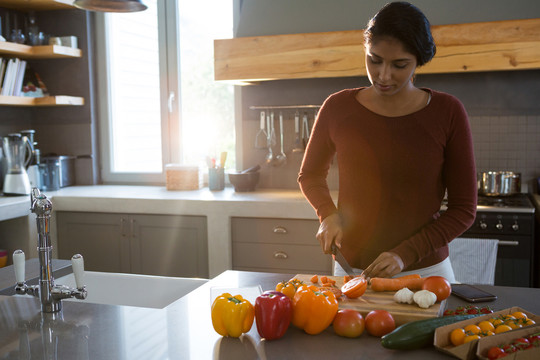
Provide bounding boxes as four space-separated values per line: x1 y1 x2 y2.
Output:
459 232 533 287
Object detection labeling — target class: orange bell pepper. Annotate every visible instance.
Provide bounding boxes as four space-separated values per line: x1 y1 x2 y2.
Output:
292 285 339 335
211 293 254 337
275 279 304 299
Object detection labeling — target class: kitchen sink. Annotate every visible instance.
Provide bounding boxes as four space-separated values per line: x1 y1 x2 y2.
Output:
54 271 208 309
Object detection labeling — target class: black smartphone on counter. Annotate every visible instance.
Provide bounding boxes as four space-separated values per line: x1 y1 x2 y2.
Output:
451 284 497 303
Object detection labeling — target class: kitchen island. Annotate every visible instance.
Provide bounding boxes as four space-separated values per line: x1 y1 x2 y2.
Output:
1 270 539 359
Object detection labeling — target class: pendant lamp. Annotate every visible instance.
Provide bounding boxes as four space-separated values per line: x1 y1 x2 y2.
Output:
73 0 147 12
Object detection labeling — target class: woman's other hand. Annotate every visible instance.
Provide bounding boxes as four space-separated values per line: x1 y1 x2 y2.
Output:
362 252 404 278
316 213 343 254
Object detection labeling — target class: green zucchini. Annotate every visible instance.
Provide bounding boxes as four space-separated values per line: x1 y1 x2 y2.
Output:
380 314 481 350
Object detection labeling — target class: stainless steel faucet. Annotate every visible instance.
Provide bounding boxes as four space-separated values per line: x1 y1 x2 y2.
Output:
14 187 87 313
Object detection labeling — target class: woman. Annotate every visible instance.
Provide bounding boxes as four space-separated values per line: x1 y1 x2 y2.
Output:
298 2 476 282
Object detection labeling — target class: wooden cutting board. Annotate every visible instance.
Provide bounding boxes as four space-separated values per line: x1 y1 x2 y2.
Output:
294 274 446 326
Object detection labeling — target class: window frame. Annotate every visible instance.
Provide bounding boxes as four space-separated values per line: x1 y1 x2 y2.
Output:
96 0 181 184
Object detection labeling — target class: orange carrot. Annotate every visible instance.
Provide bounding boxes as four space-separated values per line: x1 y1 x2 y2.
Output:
395 274 422 280
370 274 425 292
310 275 318 283
320 276 328 284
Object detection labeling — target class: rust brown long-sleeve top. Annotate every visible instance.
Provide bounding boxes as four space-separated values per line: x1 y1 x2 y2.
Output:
298 88 477 271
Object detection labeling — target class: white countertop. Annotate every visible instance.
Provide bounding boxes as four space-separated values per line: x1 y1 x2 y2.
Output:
0 195 30 222
47 185 319 217
1 185 320 218
1 185 324 277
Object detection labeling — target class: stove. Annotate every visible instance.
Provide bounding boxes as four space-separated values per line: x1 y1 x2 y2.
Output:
477 194 535 213
460 194 536 287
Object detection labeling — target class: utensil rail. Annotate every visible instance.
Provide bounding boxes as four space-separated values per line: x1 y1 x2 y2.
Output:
249 104 321 110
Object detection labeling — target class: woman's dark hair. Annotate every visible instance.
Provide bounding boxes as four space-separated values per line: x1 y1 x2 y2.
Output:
364 2 436 66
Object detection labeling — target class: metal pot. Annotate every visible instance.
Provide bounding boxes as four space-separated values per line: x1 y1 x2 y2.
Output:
478 171 521 196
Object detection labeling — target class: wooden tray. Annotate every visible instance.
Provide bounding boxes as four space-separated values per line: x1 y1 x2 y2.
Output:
294 274 445 326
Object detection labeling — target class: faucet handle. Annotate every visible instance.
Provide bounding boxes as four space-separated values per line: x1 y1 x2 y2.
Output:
71 254 85 289
13 250 26 284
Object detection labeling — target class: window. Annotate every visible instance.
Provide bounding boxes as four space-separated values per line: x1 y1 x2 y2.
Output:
97 0 234 184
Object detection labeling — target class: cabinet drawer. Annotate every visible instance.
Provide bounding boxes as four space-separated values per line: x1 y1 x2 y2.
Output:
232 243 331 273
231 217 319 245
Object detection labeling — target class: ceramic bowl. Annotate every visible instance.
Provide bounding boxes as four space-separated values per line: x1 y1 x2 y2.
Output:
228 171 260 192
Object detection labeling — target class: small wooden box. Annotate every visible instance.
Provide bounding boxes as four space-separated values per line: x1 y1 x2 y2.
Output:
165 164 203 190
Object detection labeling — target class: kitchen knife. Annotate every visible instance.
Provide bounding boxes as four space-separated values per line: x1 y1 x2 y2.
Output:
332 244 356 277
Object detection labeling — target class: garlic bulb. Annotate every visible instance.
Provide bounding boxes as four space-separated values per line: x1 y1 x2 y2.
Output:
394 287 415 304
413 290 437 309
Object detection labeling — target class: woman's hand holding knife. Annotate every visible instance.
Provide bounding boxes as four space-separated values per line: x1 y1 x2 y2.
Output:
316 213 343 254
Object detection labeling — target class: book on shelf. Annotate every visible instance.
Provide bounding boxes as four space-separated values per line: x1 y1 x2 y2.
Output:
0 58 6 90
0 58 17 96
13 60 27 97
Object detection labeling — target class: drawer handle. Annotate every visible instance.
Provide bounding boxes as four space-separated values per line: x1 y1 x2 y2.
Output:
498 240 519 246
273 251 289 260
273 226 288 234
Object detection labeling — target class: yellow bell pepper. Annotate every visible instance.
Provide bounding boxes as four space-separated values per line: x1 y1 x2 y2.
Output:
292 285 339 335
211 293 255 337
275 279 304 299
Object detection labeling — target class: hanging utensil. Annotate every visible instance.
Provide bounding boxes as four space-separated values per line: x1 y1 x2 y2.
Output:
268 110 276 147
265 111 276 165
292 110 303 153
302 112 310 148
275 112 287 166
255 111 268 149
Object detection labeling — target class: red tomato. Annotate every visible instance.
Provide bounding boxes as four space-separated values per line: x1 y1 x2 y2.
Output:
487 346 506 360
422 276 451 302
340 276 367 299
333 309 365 338
512 337 530 350
365 310 395 337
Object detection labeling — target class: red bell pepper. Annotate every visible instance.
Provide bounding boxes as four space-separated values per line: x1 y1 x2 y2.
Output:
254 291 293 340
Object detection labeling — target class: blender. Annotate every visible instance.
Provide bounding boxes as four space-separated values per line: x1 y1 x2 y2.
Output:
20 129 41 189
2 133 33 196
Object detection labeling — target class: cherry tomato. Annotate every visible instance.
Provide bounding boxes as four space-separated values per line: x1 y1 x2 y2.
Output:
512 337 530 350
527 335 540 347
487 346 506 360
502 344 518 353
340 276 367 299
365 309 395 337
422 276 451 302
450 328 466 346
333 309 365 338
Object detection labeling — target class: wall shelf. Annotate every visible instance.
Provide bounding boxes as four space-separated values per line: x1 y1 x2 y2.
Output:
0 95 84 106
0 0 75 11
0 42 82 59
214 18 540 84
0 1 83 107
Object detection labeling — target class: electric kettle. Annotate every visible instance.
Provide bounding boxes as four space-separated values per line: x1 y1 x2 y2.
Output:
2 133 33 196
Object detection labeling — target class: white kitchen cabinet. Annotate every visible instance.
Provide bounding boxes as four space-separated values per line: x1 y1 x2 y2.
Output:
231 217 331 275
56 211 208 278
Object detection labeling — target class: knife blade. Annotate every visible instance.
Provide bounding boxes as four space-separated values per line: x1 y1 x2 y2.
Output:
331 244 356 277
